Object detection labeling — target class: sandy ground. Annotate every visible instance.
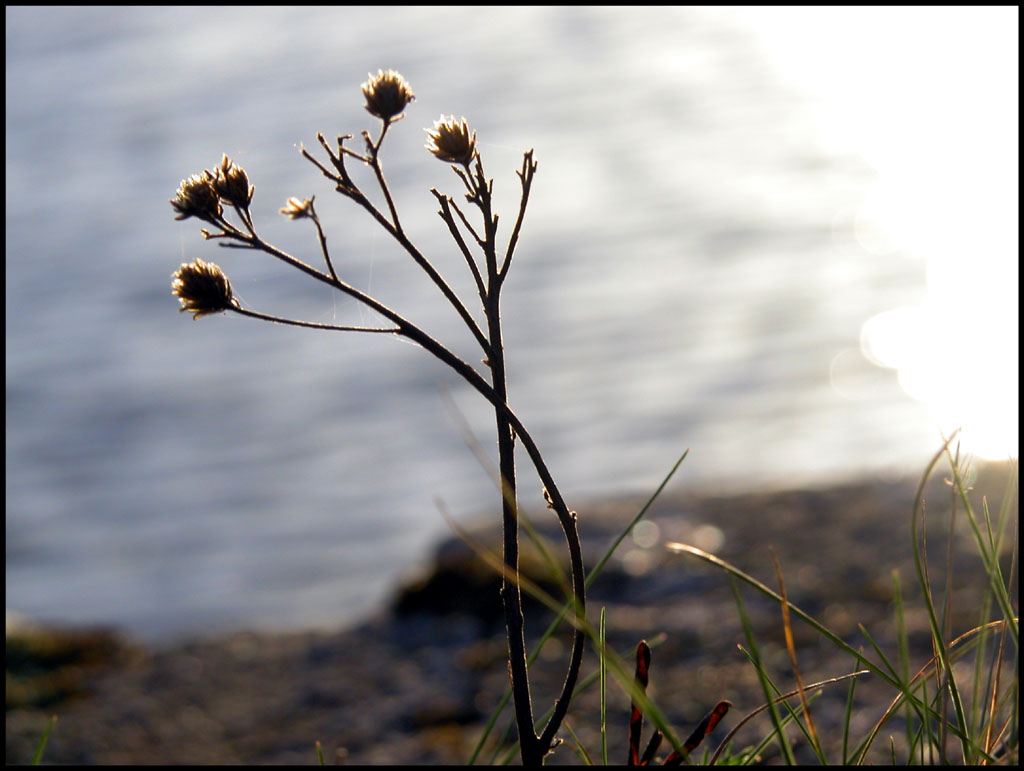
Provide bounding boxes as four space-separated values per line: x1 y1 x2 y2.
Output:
6 461 1017 765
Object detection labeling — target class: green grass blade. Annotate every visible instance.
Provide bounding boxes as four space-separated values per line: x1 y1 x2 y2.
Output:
856 622 900 684
586 449 689 590
944 449 1017 645
600 606 608 766
888 566 924 764
891 569 911 683
855 620 1008 764
710 670 868 765
735 642 830 764
910 440 974 761
730 577 796 764
668 543 905 701
562 720 594 765
666 540 995 756
841 656 860 764
31 715 57 766
520 505 573 601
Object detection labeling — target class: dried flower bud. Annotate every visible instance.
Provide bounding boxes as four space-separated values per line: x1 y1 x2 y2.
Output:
425 115 477 165
362 69 415 121
170 172 222 222
212 155 254 209
171 258 236 319
280 196 314 219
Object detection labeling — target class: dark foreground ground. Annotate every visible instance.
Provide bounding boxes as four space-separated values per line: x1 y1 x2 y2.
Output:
7 461 1017 765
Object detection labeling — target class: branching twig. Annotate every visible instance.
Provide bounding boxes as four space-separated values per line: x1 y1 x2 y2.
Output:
431 189 487 305
169 70 586 767
231 305 399 335
501 149 537 282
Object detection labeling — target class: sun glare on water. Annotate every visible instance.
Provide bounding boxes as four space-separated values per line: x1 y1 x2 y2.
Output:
739 6 1019 460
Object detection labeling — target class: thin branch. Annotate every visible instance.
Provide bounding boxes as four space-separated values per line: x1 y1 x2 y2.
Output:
308 202 338 284
301 144 341 185
231 233 336 287
231 202 257 237
301 134 360 194
472 155 500 281
338 144 370 165
432 189 487 304
231 305 399 334
302 139 491 356
500 150 537 281
372 161 402 232
202 209 246 240
219 233 493 409
449 197 485 248
217 241 260 250
212 204 496 411
364 120 403 233
321 133 351 177
452 164 477 201
342 181 492 356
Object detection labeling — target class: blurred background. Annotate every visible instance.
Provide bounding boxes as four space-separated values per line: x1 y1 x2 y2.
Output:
6 6 1017 645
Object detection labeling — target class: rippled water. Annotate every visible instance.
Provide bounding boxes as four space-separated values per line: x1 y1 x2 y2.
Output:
6 7 1009 643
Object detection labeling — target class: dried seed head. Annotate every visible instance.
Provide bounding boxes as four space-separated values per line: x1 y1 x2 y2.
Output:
170 172 222 222
280 196 314 219
212 155 254 209
171 258 236 319
425 115 477 165
362 69 415 121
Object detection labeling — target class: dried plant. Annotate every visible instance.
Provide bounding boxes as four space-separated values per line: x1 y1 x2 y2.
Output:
168 69 585 765
626 641 731 766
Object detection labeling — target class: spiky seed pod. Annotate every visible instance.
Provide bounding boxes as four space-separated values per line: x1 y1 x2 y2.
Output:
279 196 314 219
170 172 223 222
361 69 415 121
171 258 236 319
425 115 477 165
212 155 254 209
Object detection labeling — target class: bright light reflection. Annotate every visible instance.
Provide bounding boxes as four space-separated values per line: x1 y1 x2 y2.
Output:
736 7 1019 460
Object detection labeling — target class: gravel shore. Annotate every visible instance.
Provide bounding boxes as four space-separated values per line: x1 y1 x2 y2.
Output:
7 461 1016 765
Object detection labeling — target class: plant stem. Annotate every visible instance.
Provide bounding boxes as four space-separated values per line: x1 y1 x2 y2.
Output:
488 301 542 762
475 149 540 761
220 147 587 763
229 305 399 334
471 149 586 762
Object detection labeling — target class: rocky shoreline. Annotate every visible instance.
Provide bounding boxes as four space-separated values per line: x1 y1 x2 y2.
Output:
7 461 1016 765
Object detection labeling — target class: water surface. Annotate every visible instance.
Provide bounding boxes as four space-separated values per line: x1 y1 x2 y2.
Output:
6 7 1015 642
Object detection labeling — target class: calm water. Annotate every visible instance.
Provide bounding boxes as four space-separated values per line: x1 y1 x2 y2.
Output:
6 7 1013 643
